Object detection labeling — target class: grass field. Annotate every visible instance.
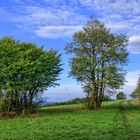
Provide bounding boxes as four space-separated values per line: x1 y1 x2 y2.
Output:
0 100 140 140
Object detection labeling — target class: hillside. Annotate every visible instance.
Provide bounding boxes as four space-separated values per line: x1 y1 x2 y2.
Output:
0 100 140 140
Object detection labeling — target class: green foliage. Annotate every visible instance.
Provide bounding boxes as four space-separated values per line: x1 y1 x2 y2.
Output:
130 91 137 98
136 75 140 99
116 92 127 100
131 75 140 99
0 37 62 113
65 18 128 109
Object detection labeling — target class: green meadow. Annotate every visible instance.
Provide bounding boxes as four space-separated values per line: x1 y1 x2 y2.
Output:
0 100 140 140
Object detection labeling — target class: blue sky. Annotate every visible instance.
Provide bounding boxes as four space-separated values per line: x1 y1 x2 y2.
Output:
0 0 140 102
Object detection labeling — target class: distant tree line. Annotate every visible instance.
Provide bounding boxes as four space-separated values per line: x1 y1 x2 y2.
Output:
46 95 113 107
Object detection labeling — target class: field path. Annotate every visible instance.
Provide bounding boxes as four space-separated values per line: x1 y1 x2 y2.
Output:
118 101 140 140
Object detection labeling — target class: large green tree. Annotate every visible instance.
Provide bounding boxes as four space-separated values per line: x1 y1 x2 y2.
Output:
0 37 62 113
66 19 128 109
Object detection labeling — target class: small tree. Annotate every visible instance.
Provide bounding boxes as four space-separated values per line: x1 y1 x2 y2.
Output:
0 37 62 113
116 92 127 100
132 75 140 100
136 75 140 99
65 18 128 109
130 91 137 99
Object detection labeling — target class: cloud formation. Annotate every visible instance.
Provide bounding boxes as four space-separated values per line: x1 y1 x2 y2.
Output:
0 0 140 53
35 25 82 38
128 36 140 54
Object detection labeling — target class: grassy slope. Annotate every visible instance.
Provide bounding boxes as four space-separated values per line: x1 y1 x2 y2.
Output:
0 100 140 140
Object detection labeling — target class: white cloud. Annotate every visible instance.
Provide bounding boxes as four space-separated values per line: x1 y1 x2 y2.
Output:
128 36 140 54
107 23 131 33
125 70 140 87
81 0 140 16
16 6 86 25
6 3 87 37
122 70 140 97
34 25 82 38
80 0 94 6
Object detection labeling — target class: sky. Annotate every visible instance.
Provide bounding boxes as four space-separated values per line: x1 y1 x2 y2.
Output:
0 0 140 102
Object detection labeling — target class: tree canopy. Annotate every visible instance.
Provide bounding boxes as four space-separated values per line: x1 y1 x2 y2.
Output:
0 37 62 113
116 92 127 100
65 19 128 109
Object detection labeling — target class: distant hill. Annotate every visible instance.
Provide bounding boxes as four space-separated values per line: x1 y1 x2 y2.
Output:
43 96 113 107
